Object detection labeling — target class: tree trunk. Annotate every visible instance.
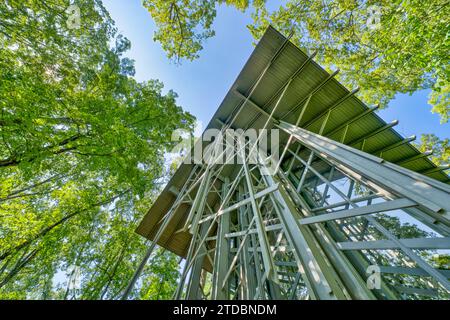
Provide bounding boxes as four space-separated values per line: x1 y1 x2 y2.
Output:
0 191 129 261
0 249 39 288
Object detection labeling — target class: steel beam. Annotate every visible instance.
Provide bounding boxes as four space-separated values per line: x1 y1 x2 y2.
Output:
337 237 450 250
278 122 450 291
347 120 399 147
261 173 350 300
379 266 450 278
186 221 212 299
374 135 416 157
395 286 439 297
280 69 340 121
324 105 379 138
276 171 378 300
211 179 231 299
239 144 278 284
278 121 450 219
396 151 433 166
299 198 417 225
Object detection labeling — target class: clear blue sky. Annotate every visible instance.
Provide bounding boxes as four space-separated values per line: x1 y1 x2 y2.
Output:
102 0 448 141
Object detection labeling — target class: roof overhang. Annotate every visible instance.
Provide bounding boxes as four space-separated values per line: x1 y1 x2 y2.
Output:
136 26 449 267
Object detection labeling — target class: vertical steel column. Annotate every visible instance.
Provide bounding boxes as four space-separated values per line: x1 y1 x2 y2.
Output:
186 221 212 299
211 178 231 300
276 170 378 300
239 140 278 284
278 121 450 293
260 172 349 300
175 167 213 299
183 167 213 233
237 185 257 299
244 182 265 299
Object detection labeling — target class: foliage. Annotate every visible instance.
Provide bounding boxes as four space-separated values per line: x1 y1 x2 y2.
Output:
139 248 180 300
370 213 449 299
142 0 450 122
430 254 450 270
0 0 194 299
142 0 251 62
415 134 449 167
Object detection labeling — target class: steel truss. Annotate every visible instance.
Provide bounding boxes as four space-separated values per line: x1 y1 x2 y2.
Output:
135 79 449 300
140 119 450 300
130 28 450 300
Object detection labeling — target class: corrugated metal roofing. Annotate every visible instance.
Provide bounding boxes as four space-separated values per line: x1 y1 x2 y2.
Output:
136 26 449 263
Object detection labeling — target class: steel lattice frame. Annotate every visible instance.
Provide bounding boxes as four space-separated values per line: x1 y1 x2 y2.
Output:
133 27 450 300
157 124 450 300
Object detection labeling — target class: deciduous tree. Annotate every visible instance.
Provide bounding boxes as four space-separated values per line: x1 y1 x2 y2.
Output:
142 0 449 122
0 0 193 299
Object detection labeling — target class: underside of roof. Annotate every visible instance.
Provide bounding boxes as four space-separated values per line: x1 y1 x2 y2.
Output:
136 26 449 266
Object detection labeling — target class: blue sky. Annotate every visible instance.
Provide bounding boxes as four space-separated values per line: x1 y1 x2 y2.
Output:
102 0 448 141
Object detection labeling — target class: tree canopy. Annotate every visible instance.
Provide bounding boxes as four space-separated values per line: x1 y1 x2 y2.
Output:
143 0 449 123
0 0 194 299
415 134 449 176
0 0 448 301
